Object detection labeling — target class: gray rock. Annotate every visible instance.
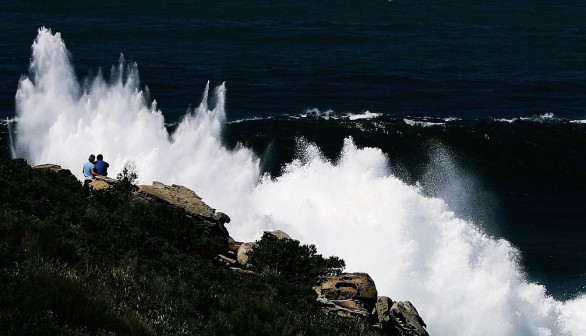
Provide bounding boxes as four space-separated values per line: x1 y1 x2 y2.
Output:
313 273 378 319
214 211 231 225
375 296 429 336
314 274 429 336
138 182 216 219
266 229 290 239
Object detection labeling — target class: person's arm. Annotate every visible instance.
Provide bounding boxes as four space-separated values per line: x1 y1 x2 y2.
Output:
90 165 97 176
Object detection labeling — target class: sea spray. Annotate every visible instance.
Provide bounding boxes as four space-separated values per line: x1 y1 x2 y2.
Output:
419 141 501 236
15 27 260 214
5 118 17 158
246 137 577 335
13 27 586 336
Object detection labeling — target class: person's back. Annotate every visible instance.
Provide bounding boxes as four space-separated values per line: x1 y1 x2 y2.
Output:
83 154 96 181
94 154 109 176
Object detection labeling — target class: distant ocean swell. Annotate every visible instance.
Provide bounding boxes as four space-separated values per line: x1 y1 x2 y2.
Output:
8 28 586 335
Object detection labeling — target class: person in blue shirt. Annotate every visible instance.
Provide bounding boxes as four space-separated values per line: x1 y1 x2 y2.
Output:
82 154 96 184
94 154 110 176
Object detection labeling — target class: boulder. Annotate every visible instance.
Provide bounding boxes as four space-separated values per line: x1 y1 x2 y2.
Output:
137 181 227 225
89 175 118 190
374 297 429 336
375 296 394 325
237 242 257 266
315 272 378 302
313 273 378 318
315 275 429 336
217 254 238 267
214 211 231 225
268 229 290 239
33 163 68 173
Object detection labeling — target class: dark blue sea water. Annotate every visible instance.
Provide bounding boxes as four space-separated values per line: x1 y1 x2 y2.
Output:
3 1 586 121
1 2 586 334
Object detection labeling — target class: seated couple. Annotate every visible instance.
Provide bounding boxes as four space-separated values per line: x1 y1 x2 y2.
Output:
83 154 109 183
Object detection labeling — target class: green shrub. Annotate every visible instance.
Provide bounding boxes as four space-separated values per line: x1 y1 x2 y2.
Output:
115 161 139 196
247 232 345 284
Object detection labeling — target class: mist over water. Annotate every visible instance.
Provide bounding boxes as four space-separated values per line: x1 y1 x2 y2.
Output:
14 28 586 335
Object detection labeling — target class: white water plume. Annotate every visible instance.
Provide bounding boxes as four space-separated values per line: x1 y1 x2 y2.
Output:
15 27 259 213
5 118 17 158
14 27 586 335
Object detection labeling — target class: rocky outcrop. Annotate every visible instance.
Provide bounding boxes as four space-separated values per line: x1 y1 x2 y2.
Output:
34 164 230 233
137 182 229 223
33 163 69 173
89 175 118 190
223 232 430 335
268 230 290 239
375 296 428 336
136 181 231 236
236 242 257 266
314 273 429 336
313 273 378 318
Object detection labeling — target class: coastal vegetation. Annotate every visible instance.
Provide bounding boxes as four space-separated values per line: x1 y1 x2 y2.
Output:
0 157 376 335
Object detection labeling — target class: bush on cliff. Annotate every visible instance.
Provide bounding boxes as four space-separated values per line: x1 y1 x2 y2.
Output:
248 232 345 284
0 158 378 336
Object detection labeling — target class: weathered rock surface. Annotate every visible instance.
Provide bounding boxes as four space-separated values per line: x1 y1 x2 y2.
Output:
269 229 291 239
137 181 230 226
89 175 118 190
315 274 429 336
217 254 238 266
374 297 429 336
237 242 257 266
33 163 68 173
316 273 378 302
313 272 378 318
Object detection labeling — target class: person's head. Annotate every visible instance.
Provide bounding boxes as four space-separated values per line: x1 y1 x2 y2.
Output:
89 154 95 163
97 154 103 161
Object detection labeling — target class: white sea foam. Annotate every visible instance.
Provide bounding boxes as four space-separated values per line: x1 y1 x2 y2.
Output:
348 110 381 120
494 113 561 124
228 116 264 124
301 108 337 119
14 28 586 336
403 118 445 127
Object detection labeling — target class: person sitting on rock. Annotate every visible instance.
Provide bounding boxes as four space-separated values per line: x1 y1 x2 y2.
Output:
94 154 110 176
82 154 97 184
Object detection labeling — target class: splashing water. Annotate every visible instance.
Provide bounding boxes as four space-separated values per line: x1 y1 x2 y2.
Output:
14 27 586 335
5 117 17 158
15 28 259 214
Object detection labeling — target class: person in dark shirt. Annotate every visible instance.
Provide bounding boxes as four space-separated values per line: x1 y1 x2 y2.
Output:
94 154 110 176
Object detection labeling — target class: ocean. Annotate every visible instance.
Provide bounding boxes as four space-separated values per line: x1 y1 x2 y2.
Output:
1 1 585 335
